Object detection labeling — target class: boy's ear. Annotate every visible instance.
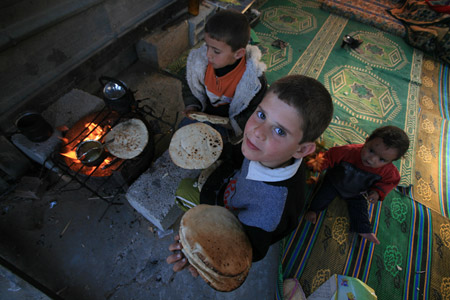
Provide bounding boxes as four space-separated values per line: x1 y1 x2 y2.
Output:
292 142 316 159
234 48 246 60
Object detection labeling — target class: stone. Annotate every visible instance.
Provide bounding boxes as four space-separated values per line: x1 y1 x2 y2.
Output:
136 20 189 69
126 150 200 231
41 89 105 129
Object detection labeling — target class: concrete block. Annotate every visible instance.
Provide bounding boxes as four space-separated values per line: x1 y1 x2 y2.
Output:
188 4 216 46
41 89 105 129
11 131 62 170
136 20 189 69
126 150 200 231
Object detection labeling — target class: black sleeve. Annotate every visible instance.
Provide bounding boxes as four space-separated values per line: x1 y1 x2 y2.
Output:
270 162 308 244
241 224 273 262
200 143 244 206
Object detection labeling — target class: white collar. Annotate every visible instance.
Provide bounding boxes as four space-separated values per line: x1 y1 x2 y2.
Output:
246 158 303 182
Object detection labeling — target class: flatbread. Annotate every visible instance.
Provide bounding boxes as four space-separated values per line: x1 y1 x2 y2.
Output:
179 204 252 292
169 123 223 169
104 118 148 159
187 111 229 125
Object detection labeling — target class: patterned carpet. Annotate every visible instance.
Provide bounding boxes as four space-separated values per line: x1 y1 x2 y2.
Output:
250 0 450 299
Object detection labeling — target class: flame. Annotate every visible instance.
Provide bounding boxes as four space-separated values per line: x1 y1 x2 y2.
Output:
61 151 79 160
84 122 109 141
60 122 110 163
60 111 123 177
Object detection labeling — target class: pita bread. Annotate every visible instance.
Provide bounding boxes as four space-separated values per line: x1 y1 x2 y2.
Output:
169 123 223 169
104 118 148 159
179 205 252 292
187 111 229 125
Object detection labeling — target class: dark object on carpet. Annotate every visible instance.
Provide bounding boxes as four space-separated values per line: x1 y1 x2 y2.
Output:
341 34 363 49
272 39 288 49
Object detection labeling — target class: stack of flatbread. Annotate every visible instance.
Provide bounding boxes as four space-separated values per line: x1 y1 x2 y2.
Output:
169 123 223 169
179 204 252 292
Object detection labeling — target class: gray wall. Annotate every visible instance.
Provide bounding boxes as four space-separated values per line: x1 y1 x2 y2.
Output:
0 0 185 133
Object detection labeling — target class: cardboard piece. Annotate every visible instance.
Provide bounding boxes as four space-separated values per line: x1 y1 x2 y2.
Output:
307 274 377 300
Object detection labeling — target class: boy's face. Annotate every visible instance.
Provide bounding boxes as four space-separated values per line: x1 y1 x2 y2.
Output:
361 137 398 168
242 92 316 168
204 33 244 69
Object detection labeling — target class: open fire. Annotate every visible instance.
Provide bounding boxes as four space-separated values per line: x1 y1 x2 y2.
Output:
60 111 123 177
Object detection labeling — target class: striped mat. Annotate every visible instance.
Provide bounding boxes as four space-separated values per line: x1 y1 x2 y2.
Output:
276 190 450 299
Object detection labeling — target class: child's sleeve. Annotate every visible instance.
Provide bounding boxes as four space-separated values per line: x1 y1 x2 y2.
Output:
321 146 344 170
241 224 273 262
370 165 401 201
181 76 202 110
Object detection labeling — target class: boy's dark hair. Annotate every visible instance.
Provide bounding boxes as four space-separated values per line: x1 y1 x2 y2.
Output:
205 9 250 51
268 75 333 143
367 126 410 160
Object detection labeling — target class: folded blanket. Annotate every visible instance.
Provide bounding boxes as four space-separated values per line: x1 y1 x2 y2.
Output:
389 0 450 64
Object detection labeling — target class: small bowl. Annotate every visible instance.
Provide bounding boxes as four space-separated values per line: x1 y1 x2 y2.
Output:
76 140 106 166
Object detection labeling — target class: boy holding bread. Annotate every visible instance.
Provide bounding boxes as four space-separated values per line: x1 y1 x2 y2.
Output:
167 74 333 273
180 9 267 141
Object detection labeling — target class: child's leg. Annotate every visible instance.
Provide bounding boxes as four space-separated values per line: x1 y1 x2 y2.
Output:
306 175 339 224
346 196 380 244
175 178 200 211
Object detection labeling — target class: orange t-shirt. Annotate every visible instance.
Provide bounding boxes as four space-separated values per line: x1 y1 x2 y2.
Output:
204 57 247 107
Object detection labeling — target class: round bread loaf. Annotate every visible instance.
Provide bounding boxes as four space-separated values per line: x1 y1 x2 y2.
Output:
179 204 252 292
169 123 223 169
104 118 148 159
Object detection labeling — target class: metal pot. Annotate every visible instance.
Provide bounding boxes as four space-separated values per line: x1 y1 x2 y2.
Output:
15 111 53 142
99 76 136 114
76 140 106 166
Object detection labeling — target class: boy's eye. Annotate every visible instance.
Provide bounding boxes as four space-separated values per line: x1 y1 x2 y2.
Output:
274 127 286 136
256 111 266 120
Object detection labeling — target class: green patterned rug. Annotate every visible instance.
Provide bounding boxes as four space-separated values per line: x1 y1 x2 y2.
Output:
254 0 419 187
250 0 450 299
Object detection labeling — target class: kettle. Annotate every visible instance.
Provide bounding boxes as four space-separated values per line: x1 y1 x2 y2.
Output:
99 76 136 114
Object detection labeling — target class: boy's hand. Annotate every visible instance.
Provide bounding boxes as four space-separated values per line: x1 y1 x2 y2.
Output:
367 190 379 203
182 105 199 117
166 234 199 277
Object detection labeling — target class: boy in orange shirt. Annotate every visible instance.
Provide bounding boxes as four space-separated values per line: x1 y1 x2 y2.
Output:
181 9 267 141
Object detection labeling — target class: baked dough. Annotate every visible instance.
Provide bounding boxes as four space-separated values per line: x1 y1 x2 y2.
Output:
179 204 252 292
169 123 223 169
104 118 148 159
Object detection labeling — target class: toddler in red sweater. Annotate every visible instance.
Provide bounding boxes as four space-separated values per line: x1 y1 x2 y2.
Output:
305 126 409 244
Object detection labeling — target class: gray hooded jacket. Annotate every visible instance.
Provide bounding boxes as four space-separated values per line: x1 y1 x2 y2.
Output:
185 44 267 137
